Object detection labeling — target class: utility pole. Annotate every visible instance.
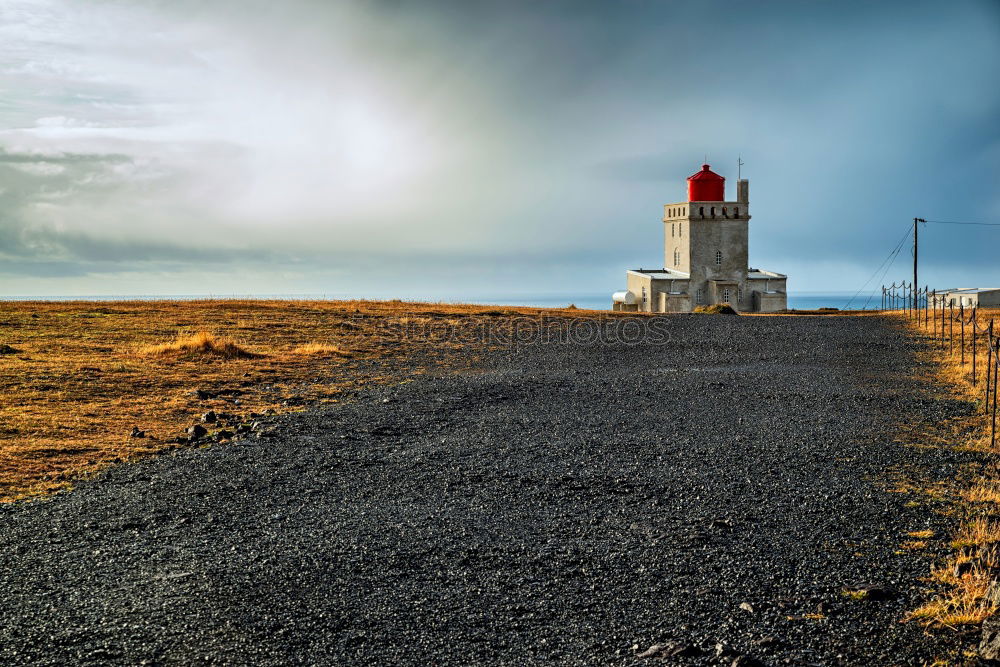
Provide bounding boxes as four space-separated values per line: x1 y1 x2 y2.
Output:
913 218 925 310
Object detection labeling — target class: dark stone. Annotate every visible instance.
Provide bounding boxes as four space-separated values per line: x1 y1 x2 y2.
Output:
860 587 896 602
0 344 19 355
731 655 764 667
129 426 145 439
981 613 1000 662
186 424 208 440
215 430 234 442
202 411 217 424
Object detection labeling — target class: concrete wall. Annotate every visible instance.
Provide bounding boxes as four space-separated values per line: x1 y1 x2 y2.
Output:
689 216 749 310
755 290 787 312
626 272 692 313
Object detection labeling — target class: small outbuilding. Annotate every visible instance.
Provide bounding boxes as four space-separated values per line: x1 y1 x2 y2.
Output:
932 288 1000 309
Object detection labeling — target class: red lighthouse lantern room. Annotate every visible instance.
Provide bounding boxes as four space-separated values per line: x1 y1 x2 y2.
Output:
687 164 725 201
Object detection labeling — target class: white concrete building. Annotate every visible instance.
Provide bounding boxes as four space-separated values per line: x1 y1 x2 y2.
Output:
612 163 788 313
932 288 1000 308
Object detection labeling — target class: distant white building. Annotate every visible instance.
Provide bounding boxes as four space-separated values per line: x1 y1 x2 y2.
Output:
612 163 787 313
932 288 1000 308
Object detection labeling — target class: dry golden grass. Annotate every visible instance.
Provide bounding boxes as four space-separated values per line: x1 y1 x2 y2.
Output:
138 331 261 359
0 298 623 502
908 549 1000 627
896 306 1000 629
289 342 352 357
909 529 936 539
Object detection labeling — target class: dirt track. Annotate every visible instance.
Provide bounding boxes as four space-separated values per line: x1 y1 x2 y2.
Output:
0 315 979 665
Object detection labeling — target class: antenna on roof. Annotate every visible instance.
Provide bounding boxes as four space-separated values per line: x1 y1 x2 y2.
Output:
738 155 744 180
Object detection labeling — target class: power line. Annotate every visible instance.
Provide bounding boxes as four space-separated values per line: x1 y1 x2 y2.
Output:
860 229 911 310
925 220 1000 226
844 225 912 310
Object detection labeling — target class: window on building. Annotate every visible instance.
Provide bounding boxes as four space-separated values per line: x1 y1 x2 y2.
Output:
671 223 675 237
715 251 722 265
722 207 728 217
696 288 704 304
738 287 743 302
710 207 715 217
699 207 704 217
679 223 683 236
723 288 731 303
673 249 680 266
733 208 739 218
642 286 647 304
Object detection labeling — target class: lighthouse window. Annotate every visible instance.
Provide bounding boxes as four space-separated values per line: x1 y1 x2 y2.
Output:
673 249 680 266
722 207 727 217
671 223 675 237
699 207 704 217
710 207 716 217
679 223 683 236
715 251 722 265
733 207 739 217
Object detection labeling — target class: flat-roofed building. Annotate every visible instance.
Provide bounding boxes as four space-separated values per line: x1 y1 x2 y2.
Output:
931 288 1000 309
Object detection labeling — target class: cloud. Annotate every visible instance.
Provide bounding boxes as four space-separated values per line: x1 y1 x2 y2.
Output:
0 0 998 297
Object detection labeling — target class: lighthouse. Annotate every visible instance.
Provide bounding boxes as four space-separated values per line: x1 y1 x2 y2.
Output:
612 163 788 313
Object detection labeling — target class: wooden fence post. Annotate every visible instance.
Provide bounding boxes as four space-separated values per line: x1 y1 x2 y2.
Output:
932 291 937 338
973 307 978 386
961 303 966 366
949 302 954 355
988 320 994 414
992 335 998 449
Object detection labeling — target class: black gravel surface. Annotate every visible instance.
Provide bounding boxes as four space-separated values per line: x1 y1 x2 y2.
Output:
0 315 982 665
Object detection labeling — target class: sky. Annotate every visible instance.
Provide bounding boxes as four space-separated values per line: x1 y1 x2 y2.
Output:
0 0 998 300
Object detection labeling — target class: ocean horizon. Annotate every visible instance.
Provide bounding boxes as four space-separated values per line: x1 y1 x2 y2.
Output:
0 292 874 311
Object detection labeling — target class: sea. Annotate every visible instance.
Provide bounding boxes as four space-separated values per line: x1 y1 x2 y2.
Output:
2 292 871 311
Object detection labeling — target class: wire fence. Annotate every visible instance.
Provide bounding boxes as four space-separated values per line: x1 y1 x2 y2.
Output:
883 282 999 448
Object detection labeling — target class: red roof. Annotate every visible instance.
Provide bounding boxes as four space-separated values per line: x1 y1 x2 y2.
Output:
687 164 724 181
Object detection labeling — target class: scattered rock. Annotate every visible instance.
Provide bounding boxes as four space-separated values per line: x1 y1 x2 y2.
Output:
636 643 669 659
854 586 896 602
954 560 974 578
981 608 1000 662
215 430 234 442
201 411 217 424
739 602 755 613
129 426 145 439
636 642 700 659
194 389 216 400
752 636 778 648
0 343 19 355
186 424 208 440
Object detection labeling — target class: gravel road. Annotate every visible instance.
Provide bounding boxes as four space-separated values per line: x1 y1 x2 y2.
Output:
0 315 980 665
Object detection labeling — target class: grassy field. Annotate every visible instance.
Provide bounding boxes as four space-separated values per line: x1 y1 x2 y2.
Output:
0 299 620 502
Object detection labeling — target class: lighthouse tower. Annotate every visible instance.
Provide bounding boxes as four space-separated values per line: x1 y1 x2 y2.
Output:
613 162 787 313
664 164 749 308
